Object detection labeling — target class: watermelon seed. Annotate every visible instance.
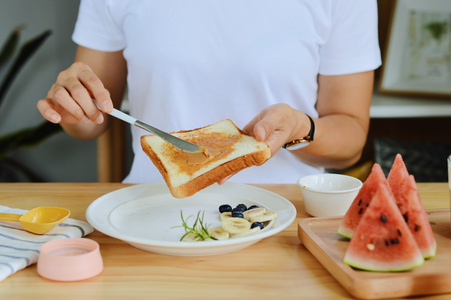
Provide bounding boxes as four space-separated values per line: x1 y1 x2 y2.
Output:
397 229 402 236
403 214 409 223
414 224 421 232
358 207 363 215
366 243 375 251
390 238 399 245
358 199 362 206
384 240 390 246
380 214 387 223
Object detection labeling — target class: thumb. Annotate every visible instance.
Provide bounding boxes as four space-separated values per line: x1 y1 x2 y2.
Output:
253 122 269 142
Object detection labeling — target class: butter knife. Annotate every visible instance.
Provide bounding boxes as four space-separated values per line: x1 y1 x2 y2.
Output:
95 101 203 153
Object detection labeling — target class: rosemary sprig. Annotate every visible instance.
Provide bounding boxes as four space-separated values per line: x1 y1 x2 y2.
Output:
173 210 217 241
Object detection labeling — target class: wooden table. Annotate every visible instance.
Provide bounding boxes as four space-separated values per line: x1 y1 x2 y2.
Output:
0 183 449 299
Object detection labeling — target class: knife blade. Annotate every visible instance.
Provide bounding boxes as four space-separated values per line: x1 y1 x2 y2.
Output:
95 101 203 153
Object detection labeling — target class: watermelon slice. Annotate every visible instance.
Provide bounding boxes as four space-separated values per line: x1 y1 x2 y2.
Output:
337 163 389 239
386 154 409 200
343 180 424 272
387 154 437 258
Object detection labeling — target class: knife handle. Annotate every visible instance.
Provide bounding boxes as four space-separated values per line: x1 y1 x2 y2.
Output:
92 99 137 125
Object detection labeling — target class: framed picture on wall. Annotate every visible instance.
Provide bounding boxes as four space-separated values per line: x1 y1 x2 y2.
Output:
379 0 451 98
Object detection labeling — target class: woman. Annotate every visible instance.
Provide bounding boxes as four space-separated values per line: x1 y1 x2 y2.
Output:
37 0 381 184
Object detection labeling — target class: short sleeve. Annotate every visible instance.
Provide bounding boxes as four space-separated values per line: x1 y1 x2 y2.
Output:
72 0 126 52
319 0 382 75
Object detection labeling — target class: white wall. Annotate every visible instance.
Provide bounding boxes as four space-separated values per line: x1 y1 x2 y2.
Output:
0 0 98 182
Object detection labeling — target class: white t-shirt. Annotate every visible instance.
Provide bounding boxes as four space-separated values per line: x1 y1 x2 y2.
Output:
72 0 381 184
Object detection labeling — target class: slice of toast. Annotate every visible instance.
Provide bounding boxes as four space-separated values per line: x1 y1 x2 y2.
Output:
140 119 271 198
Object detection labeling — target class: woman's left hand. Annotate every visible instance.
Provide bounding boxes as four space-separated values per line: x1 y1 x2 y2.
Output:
241 103 311 156
218 103 310 185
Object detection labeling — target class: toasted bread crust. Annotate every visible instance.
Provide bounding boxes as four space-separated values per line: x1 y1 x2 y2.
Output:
141 140 172 185
140 120 271 198
171 148 270 198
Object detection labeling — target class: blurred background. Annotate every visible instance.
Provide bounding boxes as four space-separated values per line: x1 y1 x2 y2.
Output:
0 0 450 183
0 0 99 182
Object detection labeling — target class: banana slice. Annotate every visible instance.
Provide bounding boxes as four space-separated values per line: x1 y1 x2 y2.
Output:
178 206 277 242
222 217 251 234
208 226 230 240
220 212 232 222
231 226 261 238
249 210 277 223
243 207 266 220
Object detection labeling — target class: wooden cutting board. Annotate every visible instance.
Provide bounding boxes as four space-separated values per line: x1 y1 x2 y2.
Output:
298 209 451 299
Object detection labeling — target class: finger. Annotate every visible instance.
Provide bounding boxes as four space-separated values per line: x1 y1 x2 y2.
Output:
38 96 81 125
253 116 289 155
68 81 105 124
54 68 98 122
242 116 258 135
37 99 61 123
77 64 113 113
52 84 92 124
243 106 279 141
252 121 269 142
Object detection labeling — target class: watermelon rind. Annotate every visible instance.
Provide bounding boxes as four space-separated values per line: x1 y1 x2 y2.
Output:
337 228 352 239
343 255 424 272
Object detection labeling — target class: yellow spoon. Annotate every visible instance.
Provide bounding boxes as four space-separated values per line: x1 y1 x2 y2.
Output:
0 207 70 234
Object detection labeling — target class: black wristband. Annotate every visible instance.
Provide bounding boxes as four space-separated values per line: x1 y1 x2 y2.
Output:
282 114 315 150
305 114 315 142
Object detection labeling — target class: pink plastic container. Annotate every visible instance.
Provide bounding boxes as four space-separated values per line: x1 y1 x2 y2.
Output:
37 238 103 281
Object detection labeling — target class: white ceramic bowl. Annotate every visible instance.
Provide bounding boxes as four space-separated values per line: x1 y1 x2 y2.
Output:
297 174 362 217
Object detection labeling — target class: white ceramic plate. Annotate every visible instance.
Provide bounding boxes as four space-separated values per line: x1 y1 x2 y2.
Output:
86 182 296 256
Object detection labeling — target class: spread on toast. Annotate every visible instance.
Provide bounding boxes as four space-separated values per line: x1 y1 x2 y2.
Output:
171 132 241 175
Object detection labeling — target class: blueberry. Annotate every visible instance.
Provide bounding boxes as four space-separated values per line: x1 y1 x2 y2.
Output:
232 207 245 214
219 204 232 213
235 204 247 211
248 205 259 210
251 222 264 230
231 212 244 218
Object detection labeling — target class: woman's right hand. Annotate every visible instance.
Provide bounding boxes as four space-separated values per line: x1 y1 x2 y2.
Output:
37 61 113 126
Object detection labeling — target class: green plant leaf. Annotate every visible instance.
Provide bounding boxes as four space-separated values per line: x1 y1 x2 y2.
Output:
0 121 62 160
172 210 216 241
0 26 22 72
0 26 57 182
424 21 448 42
0 29 52 106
